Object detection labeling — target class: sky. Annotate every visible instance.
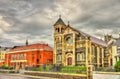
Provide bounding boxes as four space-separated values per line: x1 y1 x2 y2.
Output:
0 0 120 47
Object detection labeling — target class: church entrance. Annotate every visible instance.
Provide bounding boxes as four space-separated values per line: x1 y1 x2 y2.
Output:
67 57 72 65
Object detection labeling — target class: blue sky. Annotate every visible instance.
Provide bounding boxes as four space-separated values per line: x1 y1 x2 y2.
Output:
0 0 120 47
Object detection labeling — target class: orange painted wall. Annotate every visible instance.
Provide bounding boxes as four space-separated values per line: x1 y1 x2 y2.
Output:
4 50 53 68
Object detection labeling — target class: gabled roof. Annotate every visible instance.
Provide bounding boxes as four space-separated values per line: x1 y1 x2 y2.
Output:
112 38 120 46
9 43 53 52
90 37 107 47
54 18 65 26
67 26 107 47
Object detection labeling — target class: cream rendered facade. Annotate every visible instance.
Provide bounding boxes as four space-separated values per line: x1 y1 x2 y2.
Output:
0 47 10 64
112 39 120 66
112 46 118 65
53 17 108 68
0 51 5 63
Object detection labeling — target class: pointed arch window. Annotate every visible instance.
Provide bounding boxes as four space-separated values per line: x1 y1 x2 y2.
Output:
57 55 62 61
77 53 80 61
82 53 85 61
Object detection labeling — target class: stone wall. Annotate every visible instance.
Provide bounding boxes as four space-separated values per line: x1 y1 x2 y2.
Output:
0 69 15 73
93 71 120 79
24 71 87 79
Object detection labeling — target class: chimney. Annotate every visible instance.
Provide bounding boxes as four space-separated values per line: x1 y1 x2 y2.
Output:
26 40 28 46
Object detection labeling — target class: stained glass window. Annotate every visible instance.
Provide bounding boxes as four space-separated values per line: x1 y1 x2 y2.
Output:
67 37 72 44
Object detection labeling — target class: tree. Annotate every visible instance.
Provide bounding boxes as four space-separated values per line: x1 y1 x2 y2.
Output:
114 60 120 72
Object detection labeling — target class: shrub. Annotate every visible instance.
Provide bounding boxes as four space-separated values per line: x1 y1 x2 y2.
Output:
31 67 41 71
30 65 53 71
61 66 86 74
1 64 13 70
114 60 120 72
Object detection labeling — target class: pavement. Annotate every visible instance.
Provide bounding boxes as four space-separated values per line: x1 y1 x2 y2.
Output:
0 73 58 79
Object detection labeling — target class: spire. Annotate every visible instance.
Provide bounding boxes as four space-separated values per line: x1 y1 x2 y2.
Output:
26 39 28 46
54 15 65 26
119 33 120 38
67 21 70 26
59 15 61 18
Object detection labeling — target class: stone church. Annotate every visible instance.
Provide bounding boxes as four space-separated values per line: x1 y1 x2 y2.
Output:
53 17 111 67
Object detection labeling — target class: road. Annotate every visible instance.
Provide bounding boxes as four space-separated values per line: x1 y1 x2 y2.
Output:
0 73 57 79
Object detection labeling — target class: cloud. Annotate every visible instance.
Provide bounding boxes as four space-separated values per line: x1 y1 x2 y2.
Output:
0 0 120 47
0 16 11 28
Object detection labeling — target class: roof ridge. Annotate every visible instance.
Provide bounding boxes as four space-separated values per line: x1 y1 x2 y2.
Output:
67 26 107 47
9 43 52 52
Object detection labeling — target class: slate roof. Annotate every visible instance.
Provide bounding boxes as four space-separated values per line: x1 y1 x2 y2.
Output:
67 26 107 47
54 18 65 26
9 44 53 52
90 37 107 47
112 38 120 45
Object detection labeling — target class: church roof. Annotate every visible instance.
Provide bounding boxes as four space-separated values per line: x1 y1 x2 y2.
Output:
9 43 53 52
90 36 107 47
112 38 120 45
54 17 65 26
67 26 107 47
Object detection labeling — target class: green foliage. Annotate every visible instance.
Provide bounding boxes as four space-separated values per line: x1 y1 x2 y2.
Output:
61 66 86 74
1 64 13 70
46 65 52 71
31 67 41 71
31 65 53 71
114 60 120 72
31 65 86 74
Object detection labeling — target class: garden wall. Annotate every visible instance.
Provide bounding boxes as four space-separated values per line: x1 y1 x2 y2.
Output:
93 71 120 79
24 71 87 79
0 69 15 73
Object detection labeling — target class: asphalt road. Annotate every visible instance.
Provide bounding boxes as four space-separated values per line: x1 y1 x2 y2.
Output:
0 73 56 79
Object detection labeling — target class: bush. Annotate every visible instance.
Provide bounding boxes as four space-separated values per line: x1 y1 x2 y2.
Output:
1 64 13 70
31 67 41 71
30 65 53 71
61 66 86 74
114 60 120 72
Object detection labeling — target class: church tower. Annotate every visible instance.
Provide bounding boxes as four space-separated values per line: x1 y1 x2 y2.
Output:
53 16 67 65
54 15 67 34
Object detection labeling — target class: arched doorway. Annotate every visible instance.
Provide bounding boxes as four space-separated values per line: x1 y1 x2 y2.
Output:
66 53 73 66
67 57 72 65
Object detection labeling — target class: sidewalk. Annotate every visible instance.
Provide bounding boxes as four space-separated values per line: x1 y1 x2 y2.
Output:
11 73 59 79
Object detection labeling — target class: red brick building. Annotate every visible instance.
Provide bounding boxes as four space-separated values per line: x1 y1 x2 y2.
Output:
4 43 53 69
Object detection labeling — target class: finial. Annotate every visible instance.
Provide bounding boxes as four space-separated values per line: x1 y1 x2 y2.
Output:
26 39 28 46
59 15 61 18
68 21 70 26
